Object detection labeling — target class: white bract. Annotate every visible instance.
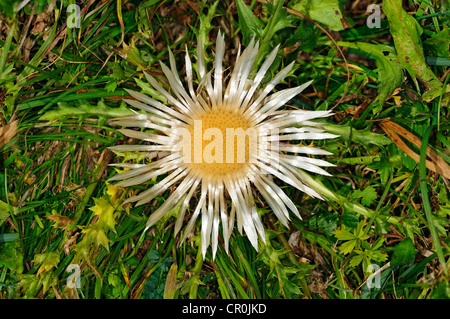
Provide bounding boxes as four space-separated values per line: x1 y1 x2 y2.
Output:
109 33 338 259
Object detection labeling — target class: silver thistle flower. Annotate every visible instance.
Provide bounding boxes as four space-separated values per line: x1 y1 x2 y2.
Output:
108 33 338 258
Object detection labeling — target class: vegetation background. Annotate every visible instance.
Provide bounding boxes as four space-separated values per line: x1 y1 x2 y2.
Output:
1 0 450 299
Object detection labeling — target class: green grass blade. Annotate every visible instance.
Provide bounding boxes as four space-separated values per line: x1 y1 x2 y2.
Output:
419 125 447 276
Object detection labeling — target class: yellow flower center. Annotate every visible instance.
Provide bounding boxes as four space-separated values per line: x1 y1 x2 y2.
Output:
182 107 254 178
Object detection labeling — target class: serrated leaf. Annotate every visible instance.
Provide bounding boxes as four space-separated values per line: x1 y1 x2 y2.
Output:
197 0 219 48
17 274 41 298
96 227 110 250
34 251 60 276
107 61 126 81
105 80 117 93
333 228 356 241
236 0 263 44
360 186 377 207
40 271 58 294
179 275 204 296
106 184 123 201
90 197 117 232
371 250 388 263
390 238 416 267
0 240 23 273
372 237 386 251
341 42 403 105
349 253 365 267
368 155 394 185
351 186 377 207
39 100 134 122
339 239 357 255
320 123 392 149
79 225 110 251
264 1 294 36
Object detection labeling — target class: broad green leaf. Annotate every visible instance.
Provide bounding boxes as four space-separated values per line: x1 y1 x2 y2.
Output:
390 238 416 267
383 0 446 102
143 255 175 299
307 212 339 237
341 214 359 228
289 0 352 31
147 250 160 261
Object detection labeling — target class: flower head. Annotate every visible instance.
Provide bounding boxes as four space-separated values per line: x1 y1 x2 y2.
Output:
109 33 338 258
